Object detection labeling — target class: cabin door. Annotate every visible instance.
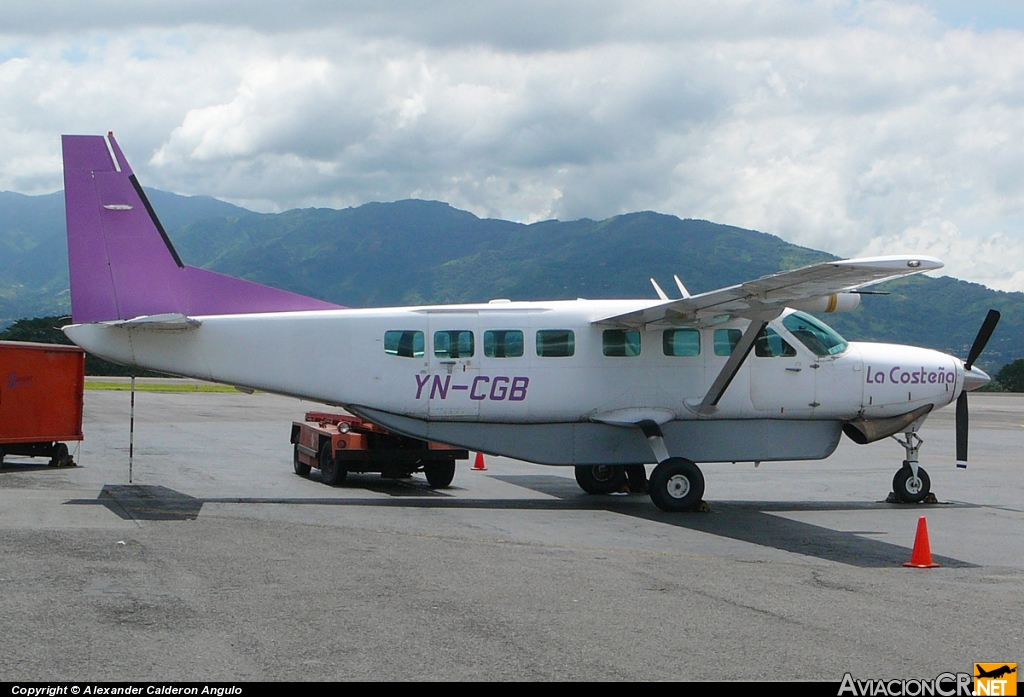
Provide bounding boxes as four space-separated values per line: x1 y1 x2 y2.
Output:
749 326 816 416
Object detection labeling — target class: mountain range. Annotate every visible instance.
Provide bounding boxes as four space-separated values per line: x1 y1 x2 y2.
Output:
1 189 1021 372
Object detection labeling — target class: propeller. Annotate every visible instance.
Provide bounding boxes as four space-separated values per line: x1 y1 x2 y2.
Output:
956 309 1000 468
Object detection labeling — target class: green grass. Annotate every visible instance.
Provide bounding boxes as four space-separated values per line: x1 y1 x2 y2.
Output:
84 381 242 393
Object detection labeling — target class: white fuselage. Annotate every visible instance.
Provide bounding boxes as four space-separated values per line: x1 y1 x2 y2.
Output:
65 300 964 466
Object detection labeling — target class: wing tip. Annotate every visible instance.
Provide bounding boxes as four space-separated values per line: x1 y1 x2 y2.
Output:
835 255 944 272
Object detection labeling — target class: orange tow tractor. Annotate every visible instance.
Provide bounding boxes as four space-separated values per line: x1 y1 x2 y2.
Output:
291 411 468 488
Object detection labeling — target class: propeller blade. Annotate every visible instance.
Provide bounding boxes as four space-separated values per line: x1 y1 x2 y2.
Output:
965 309 1001 370
955 391 968 468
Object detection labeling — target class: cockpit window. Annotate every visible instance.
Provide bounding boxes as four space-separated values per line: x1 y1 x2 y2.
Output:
754 327 796 358
781 311 848 357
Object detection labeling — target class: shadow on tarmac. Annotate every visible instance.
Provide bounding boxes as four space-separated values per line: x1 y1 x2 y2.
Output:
66 475 975 569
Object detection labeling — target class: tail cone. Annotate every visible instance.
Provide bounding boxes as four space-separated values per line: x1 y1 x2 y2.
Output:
903 516 940 568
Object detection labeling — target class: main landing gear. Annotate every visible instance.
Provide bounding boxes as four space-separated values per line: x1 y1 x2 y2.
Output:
572 422 708 512
574 464 649 495
649 457 705 512
644 420 705 512
574 464 628 494
889 431 932 504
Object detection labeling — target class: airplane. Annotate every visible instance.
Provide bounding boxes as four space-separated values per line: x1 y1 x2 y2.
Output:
975 665 1016 680
59 133 1000 512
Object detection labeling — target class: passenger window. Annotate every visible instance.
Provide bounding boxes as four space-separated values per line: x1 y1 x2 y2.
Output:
714 329 742 356
536 330 575 357
434 330 474 358
602 329 640 357
484 330 524 358
384 330 424 358
754 327 797 358
663 328 700 356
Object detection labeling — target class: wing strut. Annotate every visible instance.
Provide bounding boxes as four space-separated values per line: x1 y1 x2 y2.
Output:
689 319 769 416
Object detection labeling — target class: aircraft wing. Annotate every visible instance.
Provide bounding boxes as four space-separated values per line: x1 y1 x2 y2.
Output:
594 255 943 328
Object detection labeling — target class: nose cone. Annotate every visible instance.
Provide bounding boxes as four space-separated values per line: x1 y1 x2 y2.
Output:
963 365 991 392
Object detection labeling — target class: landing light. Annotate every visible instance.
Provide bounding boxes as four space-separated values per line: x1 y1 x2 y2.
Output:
907 260 921 268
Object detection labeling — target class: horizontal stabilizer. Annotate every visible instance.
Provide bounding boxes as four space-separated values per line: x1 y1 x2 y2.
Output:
103 313 202 330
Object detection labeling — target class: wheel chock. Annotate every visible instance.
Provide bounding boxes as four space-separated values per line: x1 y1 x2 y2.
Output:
472 452 487 471
885 492 940 504
903 516 940 568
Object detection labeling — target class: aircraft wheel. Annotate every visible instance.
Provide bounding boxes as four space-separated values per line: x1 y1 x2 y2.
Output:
649 458 705 512
892 463 930 504
425 461 456 488
319 442 346 486
574 465 627 494
293 445 311 477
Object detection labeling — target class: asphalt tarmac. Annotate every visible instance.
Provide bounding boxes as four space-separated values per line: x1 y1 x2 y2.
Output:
1 385 1021 681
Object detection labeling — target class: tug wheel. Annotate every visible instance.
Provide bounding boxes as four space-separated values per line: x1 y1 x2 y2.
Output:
425 461 456 488
293 445 311 477
319 442 346 486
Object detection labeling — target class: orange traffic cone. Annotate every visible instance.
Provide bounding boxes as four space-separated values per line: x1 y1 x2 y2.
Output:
903 516 940 568
472 452 487 471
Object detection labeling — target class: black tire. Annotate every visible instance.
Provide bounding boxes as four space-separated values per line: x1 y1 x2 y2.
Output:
892 463 930 503
574 465 627 494
649 458 705 512
0 445 5 468
319 442 346 486
293 445 311 477
425 460 456 488
624 464 648 494
49 443 72 468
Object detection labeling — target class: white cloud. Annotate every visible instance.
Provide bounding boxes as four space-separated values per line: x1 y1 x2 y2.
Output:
2 1 1024 289
856 219 1024 292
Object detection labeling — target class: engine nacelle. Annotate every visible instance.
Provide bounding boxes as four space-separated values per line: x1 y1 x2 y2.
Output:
789 292 861 314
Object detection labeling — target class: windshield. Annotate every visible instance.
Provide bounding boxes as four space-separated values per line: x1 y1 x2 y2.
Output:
781 311 848 357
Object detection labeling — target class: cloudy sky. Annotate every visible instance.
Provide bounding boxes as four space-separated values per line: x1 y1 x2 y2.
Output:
2 1 1023 290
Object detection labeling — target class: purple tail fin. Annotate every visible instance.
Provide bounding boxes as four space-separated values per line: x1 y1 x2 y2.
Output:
63 133 341 323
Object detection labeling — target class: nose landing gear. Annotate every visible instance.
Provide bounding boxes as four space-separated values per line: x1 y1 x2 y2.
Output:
889 431 932 503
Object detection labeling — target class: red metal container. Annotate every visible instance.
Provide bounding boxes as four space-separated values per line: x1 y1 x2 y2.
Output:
0 341 85 466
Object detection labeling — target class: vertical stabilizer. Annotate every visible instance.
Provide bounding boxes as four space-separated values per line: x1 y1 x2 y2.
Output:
63 133 341 323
